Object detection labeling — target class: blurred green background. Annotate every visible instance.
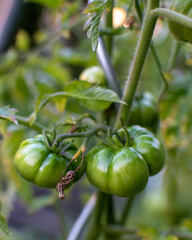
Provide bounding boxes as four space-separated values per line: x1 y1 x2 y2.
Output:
1 0 192 239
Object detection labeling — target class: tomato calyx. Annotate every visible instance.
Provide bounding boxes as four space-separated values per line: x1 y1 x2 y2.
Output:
111 127 132 149
42 129 77 160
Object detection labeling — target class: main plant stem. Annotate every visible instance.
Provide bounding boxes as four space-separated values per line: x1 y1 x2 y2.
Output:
83 192 108 240
114 0 160 129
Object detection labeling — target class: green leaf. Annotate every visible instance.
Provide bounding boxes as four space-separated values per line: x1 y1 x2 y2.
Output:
0 106 18 125
0 214 10 236
30 81 125 124
83 1 107 13
29 94 50 126
83 0 111 51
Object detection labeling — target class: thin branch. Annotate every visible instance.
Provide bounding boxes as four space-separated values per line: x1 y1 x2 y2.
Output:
99 27 126 36
150 8 192 29
103 224 137 235
54 201 69 239
83 192 108 240
106 0 114 56
51 127 102 147
167 39 181 70
150 44 168 91
134 0 143 21
15 115 51 133
119 197 134 225
67 194 97 240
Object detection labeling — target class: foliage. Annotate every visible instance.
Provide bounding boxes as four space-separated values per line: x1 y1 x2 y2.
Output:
0 106 18 125
30 81 125 124
1 0 192 239
83 0 111 51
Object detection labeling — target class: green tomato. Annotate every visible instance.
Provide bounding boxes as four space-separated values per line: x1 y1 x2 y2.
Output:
129 92 158 129
79 66 106 85
14 135 85 188
168 0 192 43
86 126 165 197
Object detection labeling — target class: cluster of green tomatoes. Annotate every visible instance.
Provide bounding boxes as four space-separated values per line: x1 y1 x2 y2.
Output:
14 66 166 199
15 0 192 198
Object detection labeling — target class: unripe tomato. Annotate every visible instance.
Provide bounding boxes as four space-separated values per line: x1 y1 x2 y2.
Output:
168 0 192 43
129 92 158 129
86 126 165 197
79 66 106 85
14 135 85 188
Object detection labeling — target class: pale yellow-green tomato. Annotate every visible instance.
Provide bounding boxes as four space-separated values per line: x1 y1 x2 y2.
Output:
79 66 106 86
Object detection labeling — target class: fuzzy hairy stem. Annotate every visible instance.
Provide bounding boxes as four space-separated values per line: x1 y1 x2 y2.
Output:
115 0 160 129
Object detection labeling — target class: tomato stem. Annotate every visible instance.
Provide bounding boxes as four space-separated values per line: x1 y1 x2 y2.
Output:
134 0 167 97
133 0 143 21
67 194 97 240
114 0 160 129
167 39 181 70
15 115 51 133
102 224 137 236
106 0 114 56
150 44 168 91
119 197 134 225
60 139 87 181
51 127 102 147
104 195 116 240
123 127 131 147
151 8 192 29
83 192 110 240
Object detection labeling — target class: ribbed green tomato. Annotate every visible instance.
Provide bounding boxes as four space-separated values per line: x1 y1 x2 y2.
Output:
79 66 106 85
168 0 192 43
86 126 165 197
14 135 85 188
129 92 158 128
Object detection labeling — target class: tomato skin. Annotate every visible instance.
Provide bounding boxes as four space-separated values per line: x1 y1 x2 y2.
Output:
167 0 192 43
129 92 158 128
14 135 85 188
86 145 149 197
79 66 106 85
86 126 165 197
131 134 165 176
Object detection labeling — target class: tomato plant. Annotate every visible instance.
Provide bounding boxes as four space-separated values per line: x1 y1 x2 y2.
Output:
1 0 192 240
